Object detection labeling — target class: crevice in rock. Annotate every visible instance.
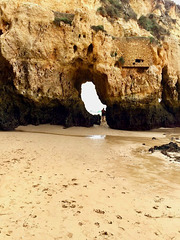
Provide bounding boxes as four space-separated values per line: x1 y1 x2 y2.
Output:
73 45 77 53
161 65 175 110
176 77 180 101
87 43 93 55
161 66 169 105
1 19 11 31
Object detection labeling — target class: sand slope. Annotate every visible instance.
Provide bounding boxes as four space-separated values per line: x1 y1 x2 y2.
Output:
0 124 180 240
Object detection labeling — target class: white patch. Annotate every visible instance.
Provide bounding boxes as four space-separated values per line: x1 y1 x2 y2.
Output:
81 82 106 115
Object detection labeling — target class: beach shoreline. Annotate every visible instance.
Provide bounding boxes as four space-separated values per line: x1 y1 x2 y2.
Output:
0 124 180 240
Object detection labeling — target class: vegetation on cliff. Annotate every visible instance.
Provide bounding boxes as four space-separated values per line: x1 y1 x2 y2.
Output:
97 0 178 41
53 12 74 26
97 0 137 21
91 25 106 33
138 14 170 40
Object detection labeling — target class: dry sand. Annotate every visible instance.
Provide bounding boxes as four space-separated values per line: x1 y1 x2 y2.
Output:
0 123 180 240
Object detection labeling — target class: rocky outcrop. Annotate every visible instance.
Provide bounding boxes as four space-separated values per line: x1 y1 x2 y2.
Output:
149 142 180 162
0 0 179 130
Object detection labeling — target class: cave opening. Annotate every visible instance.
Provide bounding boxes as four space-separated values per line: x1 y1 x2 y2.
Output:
81 81 106 115
73 66 108 126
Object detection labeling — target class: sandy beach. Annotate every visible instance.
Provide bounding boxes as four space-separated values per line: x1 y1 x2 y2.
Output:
0 124 180 240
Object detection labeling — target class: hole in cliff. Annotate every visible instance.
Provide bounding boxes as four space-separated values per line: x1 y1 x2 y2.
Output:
81 82 106 115
73 45 77 53
161 66 168 91
73 67 108 121
0 29 3 35
2 19 11 31
135 59 144 63
161 66 168 82
53 48 57 58
37 88 41 94
114 61 120 68
87 44 93 55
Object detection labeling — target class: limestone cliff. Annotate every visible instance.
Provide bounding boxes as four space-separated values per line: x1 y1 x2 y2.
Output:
0 0 179 130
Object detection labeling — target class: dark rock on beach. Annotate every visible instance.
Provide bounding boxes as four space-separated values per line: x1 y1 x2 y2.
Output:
149 142 180 162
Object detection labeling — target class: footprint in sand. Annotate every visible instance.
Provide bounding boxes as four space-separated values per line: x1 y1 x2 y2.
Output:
153 205 159 210
73 210 81 216
72 182 78 186
23 222 28 228
29 214 37 218
67 232 73 238
42 188 55 196
32 184 40 188
166 205 171 209
154 196 164 203
94 209 105 214
71 178 77 181
94 222 100 227
61 200 76 209
99 231 113 237
135 210 142 214
6 231 13 236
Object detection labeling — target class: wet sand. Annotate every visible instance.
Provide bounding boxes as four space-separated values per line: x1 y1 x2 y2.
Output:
0 124 180 240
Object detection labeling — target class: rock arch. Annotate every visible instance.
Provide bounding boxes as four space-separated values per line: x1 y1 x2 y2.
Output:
72 65 108 106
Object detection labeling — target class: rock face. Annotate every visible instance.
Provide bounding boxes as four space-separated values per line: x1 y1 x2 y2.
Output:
0 0 179 130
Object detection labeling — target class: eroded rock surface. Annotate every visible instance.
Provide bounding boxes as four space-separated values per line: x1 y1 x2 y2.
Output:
149 142 180 162
0 0 179 130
